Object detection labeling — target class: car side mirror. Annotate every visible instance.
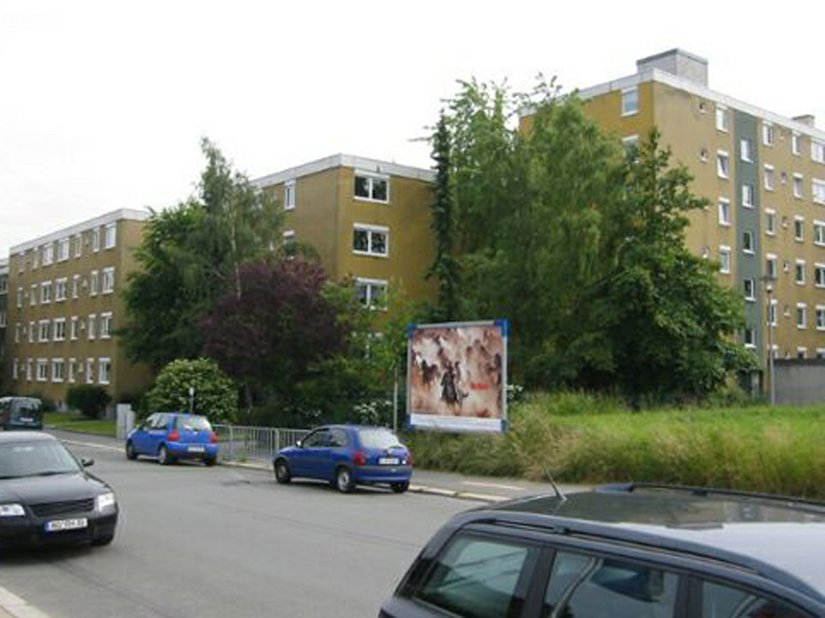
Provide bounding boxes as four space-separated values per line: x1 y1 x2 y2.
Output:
296 440 303 448
81 457 94 467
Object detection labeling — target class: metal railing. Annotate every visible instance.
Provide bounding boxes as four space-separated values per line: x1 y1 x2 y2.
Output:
213 424 310 464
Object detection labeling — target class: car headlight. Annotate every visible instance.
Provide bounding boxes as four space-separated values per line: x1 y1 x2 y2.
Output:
95 492 117 512
0 504 25 517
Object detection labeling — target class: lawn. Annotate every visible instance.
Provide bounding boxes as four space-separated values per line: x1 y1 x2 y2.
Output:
44 412 117 438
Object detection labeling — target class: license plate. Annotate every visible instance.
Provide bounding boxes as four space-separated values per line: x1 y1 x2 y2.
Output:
379 457 400 465
45 518 88 532
188 446 205 453
19 417 33 423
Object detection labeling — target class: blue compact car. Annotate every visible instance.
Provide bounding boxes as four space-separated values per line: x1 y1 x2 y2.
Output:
126 412 219 466
273 425 413 493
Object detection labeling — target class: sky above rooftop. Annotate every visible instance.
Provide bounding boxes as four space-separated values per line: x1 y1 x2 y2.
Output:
2 0 824 255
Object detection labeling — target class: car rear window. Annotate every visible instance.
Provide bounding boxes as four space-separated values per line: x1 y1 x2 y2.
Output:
357 429 402 450
175 416 212 431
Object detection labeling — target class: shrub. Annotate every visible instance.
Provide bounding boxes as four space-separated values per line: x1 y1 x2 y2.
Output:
66 385 112 419
147 358 238 422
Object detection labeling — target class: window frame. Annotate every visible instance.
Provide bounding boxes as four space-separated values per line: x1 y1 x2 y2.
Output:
718 198 731 226
352 223 390 258
353 171 390 203
717 151 730 179
284 180 296 210
621 87 639 117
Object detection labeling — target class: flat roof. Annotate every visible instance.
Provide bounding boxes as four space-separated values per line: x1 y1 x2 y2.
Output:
252 153 435 188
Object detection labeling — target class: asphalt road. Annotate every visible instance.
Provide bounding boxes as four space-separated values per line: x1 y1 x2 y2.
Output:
0 435 477 618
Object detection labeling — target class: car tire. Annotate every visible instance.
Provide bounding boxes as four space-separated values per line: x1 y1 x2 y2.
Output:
204 456 217 467
158 445 174 466
91 534 114 547
335 466 355 493
274 459 292 484
390 481 409 494
125 441 137 461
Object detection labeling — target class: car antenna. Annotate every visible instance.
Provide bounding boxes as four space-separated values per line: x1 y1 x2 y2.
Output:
541 463 567 502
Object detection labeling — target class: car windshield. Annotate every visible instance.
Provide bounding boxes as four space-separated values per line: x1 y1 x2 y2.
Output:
358 429 402 450
175 416 212 431
0 441 81 479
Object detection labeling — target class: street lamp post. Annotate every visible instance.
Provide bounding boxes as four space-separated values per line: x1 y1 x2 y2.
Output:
188 386 195 414
765 283 776 406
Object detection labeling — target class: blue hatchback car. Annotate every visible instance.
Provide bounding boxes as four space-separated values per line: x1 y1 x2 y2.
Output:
126 412 219 466
273 425 413 493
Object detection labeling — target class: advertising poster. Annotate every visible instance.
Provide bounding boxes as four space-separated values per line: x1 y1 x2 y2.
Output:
407 320 508 433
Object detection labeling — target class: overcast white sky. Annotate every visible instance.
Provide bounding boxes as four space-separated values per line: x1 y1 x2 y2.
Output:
2 0 824 256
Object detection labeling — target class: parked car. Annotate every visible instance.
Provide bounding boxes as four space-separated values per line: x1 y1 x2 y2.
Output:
0 432 118 548
0 397 43 431
126 412 219 466
273 425 413 493
381 483 825 617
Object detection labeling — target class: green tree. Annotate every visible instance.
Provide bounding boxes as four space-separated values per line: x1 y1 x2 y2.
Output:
66 385 112 419
146 358 238 422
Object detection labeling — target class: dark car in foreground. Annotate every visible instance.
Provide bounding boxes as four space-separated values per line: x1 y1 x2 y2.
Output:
0 396 43 431
0 432 118 548
381 483 825 617
126 412 219 466
273 425 413 493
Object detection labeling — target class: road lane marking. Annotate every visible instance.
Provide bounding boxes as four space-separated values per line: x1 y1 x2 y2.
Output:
60 439 121 453
0 585 50 618
462 480 524 491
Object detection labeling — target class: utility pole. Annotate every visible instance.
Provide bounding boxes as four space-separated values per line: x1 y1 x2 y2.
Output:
765 282 776 406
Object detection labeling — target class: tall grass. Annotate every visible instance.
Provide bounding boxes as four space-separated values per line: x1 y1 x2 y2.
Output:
405 392 825 499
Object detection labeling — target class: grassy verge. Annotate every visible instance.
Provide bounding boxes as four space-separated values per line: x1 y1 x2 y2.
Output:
405 392 825 499
44 412 117 438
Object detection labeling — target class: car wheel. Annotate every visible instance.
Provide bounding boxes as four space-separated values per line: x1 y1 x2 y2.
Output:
125 441 137 461
274 459 292 484
204 456 217 467
390 481 409 494
91 534 114 547
158 445 174 466
335 466 355 493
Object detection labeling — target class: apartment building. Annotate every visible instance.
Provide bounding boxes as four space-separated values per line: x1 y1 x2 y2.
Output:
0 258 7 392
254 154 437 309
5 209 152 408
563 49 825 383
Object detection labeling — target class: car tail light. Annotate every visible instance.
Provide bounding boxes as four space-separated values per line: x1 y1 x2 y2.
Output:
407 451 414 466
352 451 367 466
209 432 218 444
168 430 180 442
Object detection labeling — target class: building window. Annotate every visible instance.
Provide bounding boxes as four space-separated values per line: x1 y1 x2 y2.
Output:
718 198 731 226
765 209 776 236
813 179 825 205
102 267 115 294
90 270 99 296
55 277 68 302
354 173 389 203
53 318 66 341
763 165 775 191
57 238 70 262
42 243 54 266
815 264 825 288
0 277 6 295
88 314 97 340
100 313 113 339
793 174 804 198
796 259 807 285
70 316 79 340
740 138 752 162
797 347 808 360
29 284 37 306
622 134 640 153
73 233 83 258
353 224 389 257
742 184 755 208
0 312 5 328
716 151 730 179
766 254 778 280
719 246 731 274
86 358 95 384
815 221 825 246
813 140 825 164
91 227 100 252
763 122 774 146
38 320 51 342
715 105 728 132
743 278 755 302
104 223 116 249
355 278 388 309
16 287 23 308
621 87 639 116
284 180 296 210
794 216 805 241
36 359 48 382
817 306 825 331
768 299 778 326
742 231 755 254
28 321 34 344
797 303 808 329
72 274 80 299
98 358 112 385
25 359 32 382
743 328 756 348
52 359 65 383
792 132 801 156
68 358 76 384
40 281 52 304
12 359 18 381
14 322 21 343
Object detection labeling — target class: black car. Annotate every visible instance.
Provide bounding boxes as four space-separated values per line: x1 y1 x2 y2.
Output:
381 483 825 617
0 432 118 548
0 396 44 431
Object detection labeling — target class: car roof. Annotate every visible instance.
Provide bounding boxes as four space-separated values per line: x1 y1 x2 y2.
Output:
467 484 825 600
0 431 57 444
319 424 394 431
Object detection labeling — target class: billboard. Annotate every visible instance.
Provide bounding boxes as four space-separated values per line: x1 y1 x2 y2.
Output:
407 320 508 433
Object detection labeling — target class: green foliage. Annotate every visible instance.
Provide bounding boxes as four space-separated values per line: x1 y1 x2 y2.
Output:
66 385 112 420
146 358 238 422
122 139 283 369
